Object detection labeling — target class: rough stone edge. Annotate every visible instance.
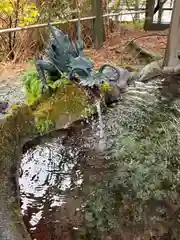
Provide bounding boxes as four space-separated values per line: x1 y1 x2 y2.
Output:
131 59 180 82
129 40 163 61
0 105 36 240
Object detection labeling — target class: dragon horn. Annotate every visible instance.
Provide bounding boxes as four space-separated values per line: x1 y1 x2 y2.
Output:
48 23 62 49
77 16 82 43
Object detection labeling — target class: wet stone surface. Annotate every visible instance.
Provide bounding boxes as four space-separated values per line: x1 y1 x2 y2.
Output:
0 101 9 115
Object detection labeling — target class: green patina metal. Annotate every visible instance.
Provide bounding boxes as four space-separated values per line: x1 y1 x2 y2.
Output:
35 20 126 93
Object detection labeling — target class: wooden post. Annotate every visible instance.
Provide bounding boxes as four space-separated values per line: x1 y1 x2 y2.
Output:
71 0 77 40
158 6 163 23
114 0 120 23
164 0 180 67
144 0 155 30
91 0 105 49
134 0 140 21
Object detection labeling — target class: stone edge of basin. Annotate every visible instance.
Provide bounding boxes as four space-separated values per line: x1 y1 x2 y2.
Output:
0 105 35 240
1 60 180 239
0 92 95 240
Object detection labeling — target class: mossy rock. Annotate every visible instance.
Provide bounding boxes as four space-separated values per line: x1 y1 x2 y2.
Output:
0 105 35 240
32 83 93 131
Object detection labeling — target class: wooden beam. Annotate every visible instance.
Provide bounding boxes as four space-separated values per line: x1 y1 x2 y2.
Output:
144 23 169 31
164 0 180 66
91 0 105 49
71 0 77 39
0 16 96 34
0 11 145 35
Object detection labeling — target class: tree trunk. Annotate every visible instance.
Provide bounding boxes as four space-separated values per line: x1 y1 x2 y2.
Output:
134 0 139 21
91 0 105 49
71 0 77 40
144 0 155 30
164 0 180 67
157 5 163 23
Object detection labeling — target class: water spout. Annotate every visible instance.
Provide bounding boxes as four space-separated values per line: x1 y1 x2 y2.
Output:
95 100 106 151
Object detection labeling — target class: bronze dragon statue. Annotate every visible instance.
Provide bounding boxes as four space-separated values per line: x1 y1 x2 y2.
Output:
35 19 133 100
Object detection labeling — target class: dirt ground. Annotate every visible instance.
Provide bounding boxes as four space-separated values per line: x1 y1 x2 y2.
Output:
86 27 168 69
0 62 34 86
0 26 168 86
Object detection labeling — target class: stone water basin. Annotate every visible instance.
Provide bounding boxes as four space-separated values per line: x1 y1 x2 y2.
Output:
19 119 114 240
19 80 165 240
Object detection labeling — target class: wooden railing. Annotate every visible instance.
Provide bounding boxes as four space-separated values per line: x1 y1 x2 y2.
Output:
0 10 145 48
0 11 145 34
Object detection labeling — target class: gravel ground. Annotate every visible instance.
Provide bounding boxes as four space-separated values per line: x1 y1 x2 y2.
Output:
0 83 26 117
0 83 26 105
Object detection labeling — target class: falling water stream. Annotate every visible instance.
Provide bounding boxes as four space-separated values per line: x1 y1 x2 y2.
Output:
95 100 106 151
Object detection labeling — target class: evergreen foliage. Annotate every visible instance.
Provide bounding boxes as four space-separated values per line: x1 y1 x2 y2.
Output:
21 69 69 105
83 79 180 239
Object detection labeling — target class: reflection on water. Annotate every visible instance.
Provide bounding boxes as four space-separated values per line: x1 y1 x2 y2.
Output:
19 119 111 239
20 138 83 198
19 135 85 238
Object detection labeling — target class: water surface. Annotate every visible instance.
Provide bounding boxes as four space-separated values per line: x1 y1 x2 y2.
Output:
20 117 113 239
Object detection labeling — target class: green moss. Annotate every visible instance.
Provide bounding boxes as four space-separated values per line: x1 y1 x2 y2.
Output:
81 103 97 118
99 82 111 93
4 113 13 118
36 119 55 133
33 84 89 120
10 104 20 111
4 72 93 135
0 105 37 238
0 105 36 173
